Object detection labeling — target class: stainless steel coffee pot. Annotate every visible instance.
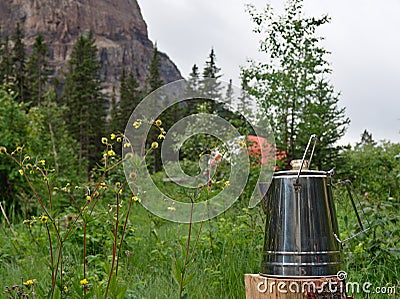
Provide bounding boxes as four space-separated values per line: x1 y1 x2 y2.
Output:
260 135 368 277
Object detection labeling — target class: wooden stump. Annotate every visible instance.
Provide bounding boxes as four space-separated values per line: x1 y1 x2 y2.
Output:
244 274 353 299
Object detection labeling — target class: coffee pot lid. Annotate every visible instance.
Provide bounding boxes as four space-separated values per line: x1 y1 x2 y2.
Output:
290 159 309 170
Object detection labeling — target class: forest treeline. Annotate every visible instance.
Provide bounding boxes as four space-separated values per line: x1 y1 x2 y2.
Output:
0 23 245 213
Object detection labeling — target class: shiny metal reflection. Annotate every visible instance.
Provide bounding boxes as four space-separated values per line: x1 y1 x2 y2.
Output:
260 169 342 277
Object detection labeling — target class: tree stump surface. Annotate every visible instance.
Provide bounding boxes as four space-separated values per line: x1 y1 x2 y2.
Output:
244 274 353 299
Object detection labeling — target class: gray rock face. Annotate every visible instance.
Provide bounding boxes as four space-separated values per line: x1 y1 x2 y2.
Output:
0 0 182 91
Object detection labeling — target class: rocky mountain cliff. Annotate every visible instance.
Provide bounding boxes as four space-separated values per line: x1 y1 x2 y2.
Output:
0 0 182 92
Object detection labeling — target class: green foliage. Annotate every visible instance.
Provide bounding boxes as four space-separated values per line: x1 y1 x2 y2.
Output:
11 23 29 103
333 139 400 298
62 32 107 176
0 86 29 215
117 68 142 132
242 0 349 169
26 34 50 106
0 85 82 217
146 45 164 93
0 34 13 84
200 48 222 113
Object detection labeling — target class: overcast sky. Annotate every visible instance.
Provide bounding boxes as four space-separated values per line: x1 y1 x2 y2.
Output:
136 0 400 145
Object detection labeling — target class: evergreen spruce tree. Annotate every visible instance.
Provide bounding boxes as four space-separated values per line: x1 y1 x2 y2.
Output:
0 33 14 84
146 45 164 93
145 45 164 172
187 64 200 95
26 34 50 106
109 85 118 133
299 79 349 169
11 23 28 102
119 68 141 132
199 48 222 113
356 129 377 148
185 64 201 114
62 32 106 177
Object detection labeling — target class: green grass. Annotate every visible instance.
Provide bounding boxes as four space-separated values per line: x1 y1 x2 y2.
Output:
0 197 266 298
0 173 398 298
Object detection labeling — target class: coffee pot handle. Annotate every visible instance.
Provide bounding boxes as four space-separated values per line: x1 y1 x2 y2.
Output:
294 134 318 187
333 180 370 244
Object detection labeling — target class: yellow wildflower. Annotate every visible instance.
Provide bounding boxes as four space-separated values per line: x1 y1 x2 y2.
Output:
151 142 158 149
116 137 122 143
132 196 141 202
158 134 165 140
64 286 68 292
80 278 88 285
16 146 23 152
101 137 108 144
110 133 116 140
224 181 230 187
24 155 30 161
133 121 141 128
160 127 166 134
39 159 45 166
19 169 24 176
86 195 91 202
23 279 36 285
123 143 131 148
40 215 48 223
238 141 246 148
100 182 107 189
0 146 7 154
155 119 162 127
107 149 116 156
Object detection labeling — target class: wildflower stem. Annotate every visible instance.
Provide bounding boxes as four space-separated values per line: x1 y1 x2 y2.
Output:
179 198 194 299
116 182 133 275
83 221 87 296
45 223 56 296
105 192 120 298
46 179 53 211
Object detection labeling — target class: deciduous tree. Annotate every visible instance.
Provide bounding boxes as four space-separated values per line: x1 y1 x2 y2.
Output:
242 0 349 169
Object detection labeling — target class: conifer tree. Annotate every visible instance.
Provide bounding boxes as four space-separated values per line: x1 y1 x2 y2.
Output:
199 48 222 113
356 129 377 148
119 68 141 131
109 85 118 133
146 45 164 93
186 64 200 95
12 23 28 102
26 34 50 106
62 32 106 177
185 64 201 114
145 45 164 172
0 33 14 84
